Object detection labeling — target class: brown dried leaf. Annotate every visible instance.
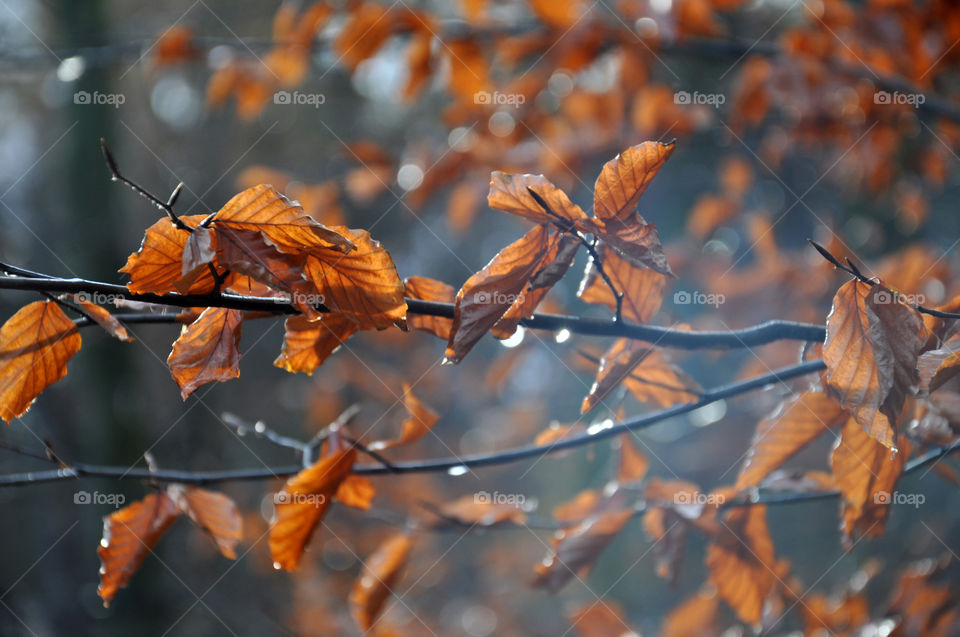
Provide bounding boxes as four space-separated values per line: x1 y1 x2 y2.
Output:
167 307 244 399
661 589 720 637
617 434 649 484
487 172 587 225
269 448 358 570
532 509 633 592
578 243 667 324
97 492 181 606
593 141 674 226
582 338 652 413
446 224 553 363
349 533 414 631
120 214 217 295
568 600 638 637
403 276 455 340
167 485 242 559
0 301 82 423
336 475 376 510
622 349 700 408
274 314 360 375
736 391 848 490
370 384 439 450
68 295 131 342
432 494 527 528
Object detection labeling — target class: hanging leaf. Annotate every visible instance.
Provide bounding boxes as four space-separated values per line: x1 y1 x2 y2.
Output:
370 384 440 450
532 508 633 592
582 338 652 413
823 280 928 447
403 276 455 340
592 141 674 225
617 434 649 484
98 492 181 606
568 600 639 637
120 214 217 295
68 294 131 342
167 485 242 559
661 589 720 637
622 349 700 407
706 506 778 626
0 301 82 423
274 314 360 375
578 243 667 324
431 494 527 528
303 227 407 329
487 172 587 225
446 224 553 362
181 226 216 280
167 307 244 399
736 391 848 490
336 475 376 510
349 532 414 631
269 448 357 570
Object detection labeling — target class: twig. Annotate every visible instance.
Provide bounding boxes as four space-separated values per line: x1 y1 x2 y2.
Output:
100 139 191 232
221 413 307 456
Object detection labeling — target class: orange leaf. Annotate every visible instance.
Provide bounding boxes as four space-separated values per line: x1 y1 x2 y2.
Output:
823 280 928 447
830 417 909 544
578 243 667 323
617 434 649 484
68 294 131 342
167 485 242 559
336 475 376 510
622 349 700 407
404 276 455 340
447 37 489 101
334 3 394 72
446 224 553 362
269 448 357 570
97 492 181 606
274 314 360 375
167 307 244 399
487 172 587 225
181 226 216 281
736 391 848 490
120 214 217 295
706 506 778 626
303 227 407 329
582 338 652 413
0 301 82 423
349 532 414 631
432 494 527 528
587 216 673 276
568 600 637 637
371 384 439 450
533 509 633 592
404 32 433 100
661 589 720 637
592 141 675 226
529 0 581 29
211 184 354 255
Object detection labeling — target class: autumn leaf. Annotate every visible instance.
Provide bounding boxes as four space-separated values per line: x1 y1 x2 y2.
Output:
554 489 603 525
167 485 242 559
736 391 848 490
706 506 778 626
68 294 131 342
587 216 674 276
592 141 674 225
334 3 393 72
917 328 960 394
370 384 439 450
336 475 376 510
181 226 216 281
120 214 217 295
269 448 357 570
303 227 407 329
823 280 928 447
578 243 667 323
0 301 82 423
661 589 720 637
532 508 633 592
582 338 652 413
529 0 580 29
98 492 181 606
274 313 359 375
349 532 414 630
643 506 690 584
447 37 489 101
487 172 587 225
830 417 909 544
211 184 354 254
403 276 455 340
617 434 649 484
167 307 244 399
446 224 553 363
568 600 639 637
431 494 527 528
622 349 700 408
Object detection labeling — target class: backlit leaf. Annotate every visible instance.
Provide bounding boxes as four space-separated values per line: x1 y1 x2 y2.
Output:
167 307 244 399
0 301 82 423
578 243 667 324
661 589 720 637
582 338 652 413
568 600 639 637
336 475 376 510
68 295 131 342
370 384 439 450
403 276 455 340
593 141 675 226
622 349 700 407
274 314 359 375
167 485 242 559
349 532 414 631
532 508 633 592
487 172 587 225
120 214 217 295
